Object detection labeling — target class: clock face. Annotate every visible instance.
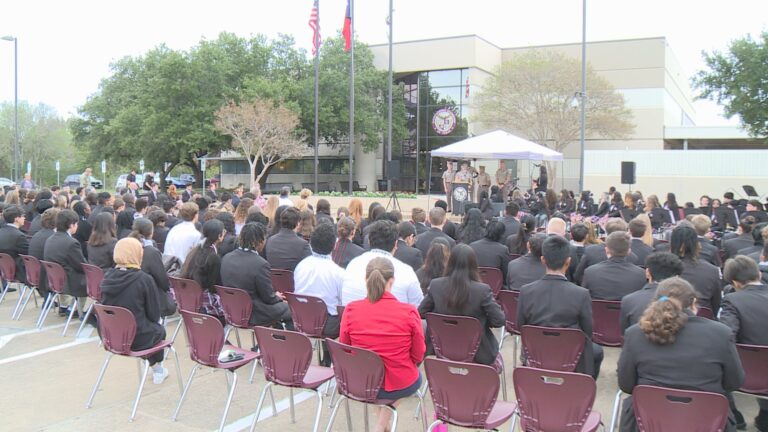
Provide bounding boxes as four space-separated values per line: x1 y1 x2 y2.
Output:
432 108 457 136
453 186 468 202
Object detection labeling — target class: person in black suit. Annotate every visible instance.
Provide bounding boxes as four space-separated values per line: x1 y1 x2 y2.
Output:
394 222 423 272
574 218 639 285
721 256 768 430
628 219 654 265
723 216 756 260
517 235 603 379
618 277 744 432
0 205 29 284
500 202 521 242
181 183 194 203
315 199 334 227
737 223 768 262
44 209 88 316
146 183 160 206
264 207 311 271
332 217 364 269
410 207 429 235
506 233 546 290
671 225 723 314
142 172 155 191
414 207 456 257
88 191 112 223
470 221 511 284
620 252 683 333
569 223 588 268
582 231 646 300
418 244 505 366
205 181 218 202
221 222 292 327
29 208 58 299
87 212 118 270
691 214 722 267
744 200 768 224
433 200 459 241
147 210 169 248
72 201 92 259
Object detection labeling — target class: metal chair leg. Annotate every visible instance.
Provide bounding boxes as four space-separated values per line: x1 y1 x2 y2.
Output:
223 325 232 343
36 293 53 328
62 300 79 336
16 285 36 320
234 328 242 348
249 358 259 383
324 395 345 432
500 359 508 401
364 404 369 432
169 347 184 394
129 359 152 421
289 387 296 423
312 388 324 432
86 353 113 408
426 420 441 432
11 284 27 319
609 389 624 432
387 405 398 432
171 364 200 421
270 386 277 417
345 398 352 431
413 379 428 419
249 381 274 432
512 334 519 368
38 293 59 329
75 301 95 338
218 371 238 432
0 280 11 305
415 391 429 432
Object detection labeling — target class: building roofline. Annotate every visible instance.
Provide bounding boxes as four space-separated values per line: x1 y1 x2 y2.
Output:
368 34 667 50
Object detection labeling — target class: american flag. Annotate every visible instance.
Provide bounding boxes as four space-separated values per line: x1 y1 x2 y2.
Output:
309 0 320 56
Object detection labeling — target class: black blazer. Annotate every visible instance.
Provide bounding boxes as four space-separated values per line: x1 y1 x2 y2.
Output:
516 274 597 376
582 257 646 300
331 238 365 269
43 231 87 297
698 237 722 267
221 248 289 326
87 239 117 270
470 238 511 283
394 239 423 272
619 282 657 334
618 316 744 432
647 208 671 229
0 225 29 284
574 244 639 285
679 258 722 313
506 254 545 290
181 190 193 203
411 221 429 236
141 244 169 293
500 216 521 245
723 234 754 260
264 228 311 271
719 283 768 345
73 217 92 259
218 234 237 258
29 228 54 294
629 239 654 267
418 277 505 365
153 226 170 248
414 228 456 257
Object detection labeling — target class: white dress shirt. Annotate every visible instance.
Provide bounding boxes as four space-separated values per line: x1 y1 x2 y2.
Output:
294 252 345 315
278 196 294 207
341 249 424 307
163 221 201 264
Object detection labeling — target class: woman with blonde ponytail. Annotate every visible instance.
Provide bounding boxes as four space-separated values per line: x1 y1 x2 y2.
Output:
339 257 425 432
617 277 744 432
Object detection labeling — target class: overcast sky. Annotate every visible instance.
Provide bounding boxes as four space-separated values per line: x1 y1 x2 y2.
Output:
0 0 765 125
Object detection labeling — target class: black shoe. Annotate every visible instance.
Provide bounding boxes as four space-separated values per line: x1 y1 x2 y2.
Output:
734 409 746 430
3 287 17 293
58 307 68 317
756 410 768 432
250 346 260 353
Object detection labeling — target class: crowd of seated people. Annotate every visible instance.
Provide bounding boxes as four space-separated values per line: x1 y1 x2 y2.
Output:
3 179 768 432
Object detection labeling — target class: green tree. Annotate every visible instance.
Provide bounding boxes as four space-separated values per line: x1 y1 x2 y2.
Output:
474 50 634 186
694 32 768 140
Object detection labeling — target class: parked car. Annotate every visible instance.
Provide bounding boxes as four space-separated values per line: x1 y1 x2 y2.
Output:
0 177 16 189
165 176 192 188
64 174 103 190
115 173 144 191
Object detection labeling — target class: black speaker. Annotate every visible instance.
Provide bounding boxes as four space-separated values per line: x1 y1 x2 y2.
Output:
621 161 636 185
386 160 400 179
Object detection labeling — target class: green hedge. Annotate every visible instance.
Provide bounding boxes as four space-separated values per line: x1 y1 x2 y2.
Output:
316 191 417 199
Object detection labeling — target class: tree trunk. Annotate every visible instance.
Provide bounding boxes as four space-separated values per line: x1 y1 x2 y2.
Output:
184 155 203 187
248 157 258 191
158 161 178 191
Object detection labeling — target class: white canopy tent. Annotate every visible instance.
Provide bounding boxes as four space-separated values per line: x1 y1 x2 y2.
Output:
429 129 563 161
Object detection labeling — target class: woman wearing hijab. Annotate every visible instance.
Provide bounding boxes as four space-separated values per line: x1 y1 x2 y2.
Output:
100 237 169 385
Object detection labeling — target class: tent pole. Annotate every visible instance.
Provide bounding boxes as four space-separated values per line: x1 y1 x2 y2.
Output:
426 153 432 209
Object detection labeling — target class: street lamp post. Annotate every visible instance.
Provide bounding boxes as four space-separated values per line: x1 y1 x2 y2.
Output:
578 0 587 193
1 36 19 182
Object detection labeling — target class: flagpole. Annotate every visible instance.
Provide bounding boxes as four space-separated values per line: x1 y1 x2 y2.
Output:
313 0 320 194
386 0 393 193
348 0 355 196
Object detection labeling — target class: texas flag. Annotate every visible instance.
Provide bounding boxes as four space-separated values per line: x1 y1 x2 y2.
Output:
342 0 352 52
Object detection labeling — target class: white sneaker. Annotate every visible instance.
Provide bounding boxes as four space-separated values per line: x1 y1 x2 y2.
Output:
152 367 169 385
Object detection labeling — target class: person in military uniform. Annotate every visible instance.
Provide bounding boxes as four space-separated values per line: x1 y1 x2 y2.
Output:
442 161 455 212
476 166 492 203
496 161 512 200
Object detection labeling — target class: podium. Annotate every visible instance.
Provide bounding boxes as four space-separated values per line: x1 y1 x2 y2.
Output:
452 183 470 216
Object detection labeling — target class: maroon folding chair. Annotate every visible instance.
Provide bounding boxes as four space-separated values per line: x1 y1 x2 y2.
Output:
424 357 516 432
13 254 42 320
591 300 623 347
632 385 729 432
478 266 503 298
73 263 105 337
497 290 520 366
511 366 601 432
509 253 522 261
735 344 768 403
168 276 203 343
36 261 68 329
22 220 31 233
325 339 428 432
86 304 182 421
285 292 329 364
426 313 507 400
213 285 265 383
171 310 259 432
248 326 334 432
0 252 24 311
696 306 715 320
520 325 586 372
270 268 294 293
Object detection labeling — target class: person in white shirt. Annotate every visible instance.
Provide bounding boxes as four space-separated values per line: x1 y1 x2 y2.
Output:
294 222 345 366
163 202 201 264
341 220 424 306
278 186 293 207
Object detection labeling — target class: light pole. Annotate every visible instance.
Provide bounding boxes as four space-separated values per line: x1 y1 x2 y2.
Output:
577 0 587 193
1 36 18 182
